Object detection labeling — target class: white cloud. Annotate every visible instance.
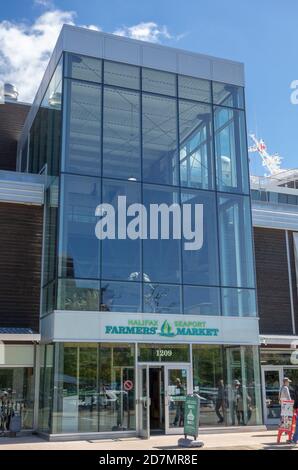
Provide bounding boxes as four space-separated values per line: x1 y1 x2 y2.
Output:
34 0 54 6
0 12 175 102
0 10 76 102
114 21 172 43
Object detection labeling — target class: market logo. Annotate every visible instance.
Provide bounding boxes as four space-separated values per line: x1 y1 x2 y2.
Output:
160 320 176 337
105 319 219 338
94 196 204 251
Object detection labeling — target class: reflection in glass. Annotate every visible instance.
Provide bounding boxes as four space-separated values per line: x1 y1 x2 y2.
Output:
58 279 100 311
65 53 102 83
179 100 213 189
222 288 257 317
63 80 101 176
178 75 211 103
59 175 101 279
143 184 181 283
184 286 220 315
167 369 187 429
142 94 178 185
214 107 249 194
182 190 219 286
142 68 176 96
104 61 140 89
224 346 262 426
144 283 181 314
101 281 141 312
101 179 141 280
218 194 254 288
103 87 141 180
52 343 136 434
0 367 34 430
212 82 244 109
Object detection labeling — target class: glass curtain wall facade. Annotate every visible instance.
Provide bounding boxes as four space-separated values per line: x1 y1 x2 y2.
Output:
29 52 257 318
24 51 261 434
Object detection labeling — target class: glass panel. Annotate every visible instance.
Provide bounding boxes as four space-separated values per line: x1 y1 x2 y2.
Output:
142 68 176 96
182 190 219 286
139 367 149 437
138 344 189 362
144 283 181 314
179 100 214 189
0 367 34 430
263 370 281 421
142 94 178 185
143 184 181 283
43 178 59 287
65 53 102 83
63 80 101 176
218 194 255 288
39 345 54 433
178 75 211 103
184 286 221 315
104 61 140 90
103 87 141 180
214 107 249 194
101 280 141 312
222 288 257 317
78 346 98 432
57 279 100 311
225 346 262 426
28 58 62 175
59 174 101 279
53 343 137 434
212 82 244 109
167 368 188 429
101 179 141 281
192 345 225 426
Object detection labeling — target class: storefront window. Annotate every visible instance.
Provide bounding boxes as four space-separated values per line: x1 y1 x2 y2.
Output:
52 343 135 434
143 283 181 314
0 368 34 430
57 279 100 311
192 345 262 427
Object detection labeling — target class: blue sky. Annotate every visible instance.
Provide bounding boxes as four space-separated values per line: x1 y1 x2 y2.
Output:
1 0 298 175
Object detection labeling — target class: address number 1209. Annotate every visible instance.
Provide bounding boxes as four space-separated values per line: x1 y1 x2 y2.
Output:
156 350 173 357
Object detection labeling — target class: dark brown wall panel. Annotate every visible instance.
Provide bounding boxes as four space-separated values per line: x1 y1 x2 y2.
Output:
0 202 42 331
254 227 293 335
0 102 29 171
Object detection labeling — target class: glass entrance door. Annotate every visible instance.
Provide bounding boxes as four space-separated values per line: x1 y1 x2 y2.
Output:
165 365 191 434
261 367 283 425
137 365 150 438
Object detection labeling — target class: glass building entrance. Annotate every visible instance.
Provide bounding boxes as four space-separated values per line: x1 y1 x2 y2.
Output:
138 364 191 438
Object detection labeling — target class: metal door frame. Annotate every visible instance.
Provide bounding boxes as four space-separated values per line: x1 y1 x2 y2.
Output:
164 363 191 435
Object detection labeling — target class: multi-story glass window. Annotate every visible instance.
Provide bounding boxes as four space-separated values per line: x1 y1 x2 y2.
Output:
25 53 254 318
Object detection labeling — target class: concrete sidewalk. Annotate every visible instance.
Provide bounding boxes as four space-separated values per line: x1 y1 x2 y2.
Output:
0 431 297 450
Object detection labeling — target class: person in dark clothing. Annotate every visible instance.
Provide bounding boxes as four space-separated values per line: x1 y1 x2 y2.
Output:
215 379 226 424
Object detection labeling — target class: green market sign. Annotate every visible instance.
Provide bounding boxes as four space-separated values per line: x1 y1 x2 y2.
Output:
105 319 219 338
